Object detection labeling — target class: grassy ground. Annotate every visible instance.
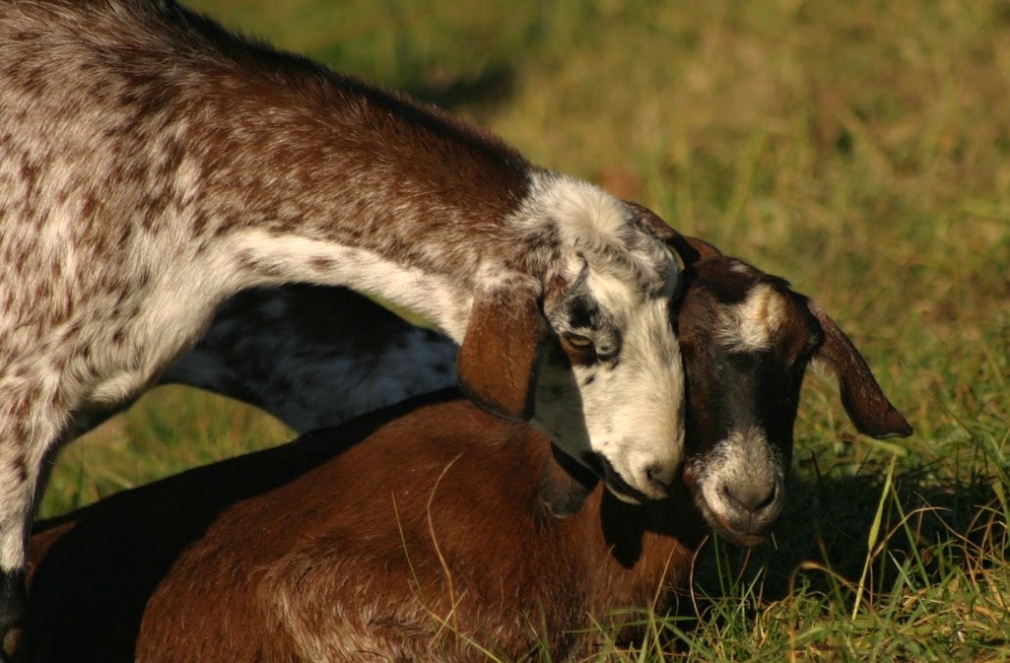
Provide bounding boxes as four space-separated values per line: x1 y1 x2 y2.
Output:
43 0 1010 660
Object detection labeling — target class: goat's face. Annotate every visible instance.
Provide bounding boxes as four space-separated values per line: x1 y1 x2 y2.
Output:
676 258 815 544
533 243 684 504
459 178 685 504
676 256 912 545
531 187 685 505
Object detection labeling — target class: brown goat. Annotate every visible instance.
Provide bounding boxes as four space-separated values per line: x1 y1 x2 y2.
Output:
23 254 911 662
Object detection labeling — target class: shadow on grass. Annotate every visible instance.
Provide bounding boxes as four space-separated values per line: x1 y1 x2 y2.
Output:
669 456 1009 651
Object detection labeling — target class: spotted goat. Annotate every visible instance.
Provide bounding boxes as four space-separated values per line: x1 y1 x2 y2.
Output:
84 285 461 438
0 0 688 646
23 242 911 662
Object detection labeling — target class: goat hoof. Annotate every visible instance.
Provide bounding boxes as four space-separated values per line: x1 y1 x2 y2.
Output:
0 626 20 663
0 571 26 663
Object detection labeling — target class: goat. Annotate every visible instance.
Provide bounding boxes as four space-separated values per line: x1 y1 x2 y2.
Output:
23 252 912 662
0 0 687 641
80 285 462 437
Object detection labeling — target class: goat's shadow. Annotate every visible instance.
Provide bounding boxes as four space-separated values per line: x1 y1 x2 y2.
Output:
683 455 1006 622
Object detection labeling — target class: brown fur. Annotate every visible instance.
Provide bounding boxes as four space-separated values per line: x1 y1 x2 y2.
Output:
456 284 551 420
25 395 702 663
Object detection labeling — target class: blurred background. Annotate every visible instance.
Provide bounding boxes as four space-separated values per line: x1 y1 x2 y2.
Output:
46 1 1009 658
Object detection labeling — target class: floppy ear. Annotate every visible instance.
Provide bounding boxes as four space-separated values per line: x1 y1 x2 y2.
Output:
540 444 599 518
457 286 549 422
668 233 723 266
622 200 722 266
807 299 913 439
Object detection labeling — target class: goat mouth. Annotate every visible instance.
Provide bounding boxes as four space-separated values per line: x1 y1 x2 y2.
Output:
581 453 652 504
684 462 781 546
707 516 770 547
691 493 776 547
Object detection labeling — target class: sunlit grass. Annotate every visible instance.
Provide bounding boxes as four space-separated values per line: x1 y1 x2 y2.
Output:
41 388 290 517
41 0 1010 660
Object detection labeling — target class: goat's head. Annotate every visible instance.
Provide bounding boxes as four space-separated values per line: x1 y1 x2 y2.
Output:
536 206 912 544
674 252 912 544
458 173 685 504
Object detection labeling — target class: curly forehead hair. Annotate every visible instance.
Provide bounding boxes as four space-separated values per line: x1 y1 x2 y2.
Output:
512 172 677 297
579 222 676 298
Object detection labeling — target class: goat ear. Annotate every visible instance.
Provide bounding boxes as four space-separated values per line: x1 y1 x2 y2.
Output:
807 300 913 439
622 200 722 266
668 233 723 266
540 444 599 518
457 286 548 422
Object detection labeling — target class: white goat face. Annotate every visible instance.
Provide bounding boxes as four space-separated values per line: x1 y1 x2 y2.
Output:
533 268 684 503
522 175 684 503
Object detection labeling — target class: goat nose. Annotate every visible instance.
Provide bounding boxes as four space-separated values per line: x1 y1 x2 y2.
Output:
643 462 676 493
720 479 778 515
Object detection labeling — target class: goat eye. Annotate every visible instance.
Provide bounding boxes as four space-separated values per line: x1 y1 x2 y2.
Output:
563 333 594 349
559 333 602 365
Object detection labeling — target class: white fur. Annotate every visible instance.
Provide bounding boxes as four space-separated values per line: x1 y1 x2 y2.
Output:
521 173 631 240
522 179 685 500
693 425 785 537
717 284 786 352
227 230 474 340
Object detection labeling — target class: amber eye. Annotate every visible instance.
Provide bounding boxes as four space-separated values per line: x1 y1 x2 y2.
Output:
563 333 594 349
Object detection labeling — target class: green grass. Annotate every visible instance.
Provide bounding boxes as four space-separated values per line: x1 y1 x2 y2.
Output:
42 0 1010 660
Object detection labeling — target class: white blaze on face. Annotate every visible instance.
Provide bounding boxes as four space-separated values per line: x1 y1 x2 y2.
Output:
583 286 684 501
717 283 787 353
521 172 686 503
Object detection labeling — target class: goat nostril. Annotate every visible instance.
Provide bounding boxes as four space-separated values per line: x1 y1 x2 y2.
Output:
721 481 777 514
754 482 777 510
644 463 673 490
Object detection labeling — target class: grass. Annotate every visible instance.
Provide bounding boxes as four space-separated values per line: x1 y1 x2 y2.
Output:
42 0 1010 660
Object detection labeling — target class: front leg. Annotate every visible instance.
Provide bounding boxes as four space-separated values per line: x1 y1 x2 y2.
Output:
0 569 25 663
0 445 34 663
0 393 71 663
